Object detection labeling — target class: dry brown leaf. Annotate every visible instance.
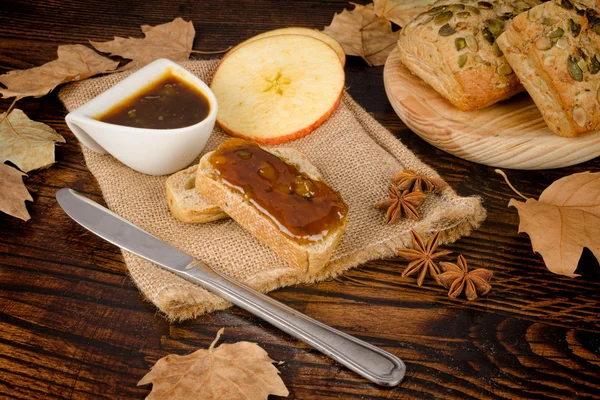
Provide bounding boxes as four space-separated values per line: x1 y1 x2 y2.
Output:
373 0 437 27
0 109 65 173
0 44 119 99
0 163 33 221
138 328 289 400
323 3 398 66
91 17 195 70
504 171 600 277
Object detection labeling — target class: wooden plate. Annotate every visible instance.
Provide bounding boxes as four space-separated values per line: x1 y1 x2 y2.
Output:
383 47 600 170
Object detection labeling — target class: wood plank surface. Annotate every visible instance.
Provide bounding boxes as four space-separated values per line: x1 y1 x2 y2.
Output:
1 1 599 399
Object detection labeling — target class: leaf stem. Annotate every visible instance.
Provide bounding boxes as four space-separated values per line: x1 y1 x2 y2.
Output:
191 46 232 55
0 97 19 125
495 169 528 200
209 328 225 353
1 99 32 146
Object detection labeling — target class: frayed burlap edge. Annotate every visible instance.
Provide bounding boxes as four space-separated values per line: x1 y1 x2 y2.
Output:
127 95 486 322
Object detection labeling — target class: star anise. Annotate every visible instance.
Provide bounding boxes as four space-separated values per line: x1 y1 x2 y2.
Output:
395 230 452 286
375 186 427 224
391 169 447 193
438 255 493 301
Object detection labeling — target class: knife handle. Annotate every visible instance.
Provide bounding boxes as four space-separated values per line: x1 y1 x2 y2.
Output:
181 260 406 387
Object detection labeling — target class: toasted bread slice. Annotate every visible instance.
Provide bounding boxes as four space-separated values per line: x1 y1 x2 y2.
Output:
166 164 228 223
196 145 347 274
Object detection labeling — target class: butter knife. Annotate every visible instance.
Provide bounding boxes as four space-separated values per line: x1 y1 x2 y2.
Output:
56 188 406 387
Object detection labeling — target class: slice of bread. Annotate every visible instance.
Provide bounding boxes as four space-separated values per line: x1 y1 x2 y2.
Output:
196 145 348 275
166 164 228 223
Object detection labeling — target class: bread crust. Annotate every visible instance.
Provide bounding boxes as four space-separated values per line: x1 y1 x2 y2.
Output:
166 164 229 223
397 0 541 111
497 1 600 137
196 146 347 275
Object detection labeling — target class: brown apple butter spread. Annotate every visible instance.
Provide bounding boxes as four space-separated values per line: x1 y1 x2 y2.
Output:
209 138 348 244
95 70 210 129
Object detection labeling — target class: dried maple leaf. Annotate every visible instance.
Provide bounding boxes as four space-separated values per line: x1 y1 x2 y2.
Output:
373 0 437 27
138 328 289 400
322 3 399 66
498 170 600 277
438 255 493 300
0 44 119 99
91 18 195 70
375 186 427 223
396 230 452 286
0 109 65 173
0 163 33 221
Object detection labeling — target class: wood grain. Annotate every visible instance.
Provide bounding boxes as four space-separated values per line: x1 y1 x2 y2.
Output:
0 1 599 399
384 47 600 170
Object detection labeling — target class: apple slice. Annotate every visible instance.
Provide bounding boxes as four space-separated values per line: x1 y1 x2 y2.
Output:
226 27 346 67
211 34 345 145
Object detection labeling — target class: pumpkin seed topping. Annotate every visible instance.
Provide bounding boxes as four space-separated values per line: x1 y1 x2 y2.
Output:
439 23 457 36
465 5 480 15
435 10 453 25
568 55 583 81
535 36 553 50
587 9 600 27
568 19 581 37
572 2 586 15
455 37 467 51
589 55 600 74
448 4 465 12
427 6 447 15
477 1 493 9
514 1 532 11
556 37 569 49
456 11 471 20
458 54 468 68
492 42 503 57
484 19 504 36
580 48 589 60
558 0 574 10
465 35 479 51
548 28 564 39
482 28 495 44
497 63 513 75
419 15 434 25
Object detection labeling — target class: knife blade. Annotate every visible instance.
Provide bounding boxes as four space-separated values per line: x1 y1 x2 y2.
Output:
56 188 406 387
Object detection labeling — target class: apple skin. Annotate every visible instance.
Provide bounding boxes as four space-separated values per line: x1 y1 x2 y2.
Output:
211 34 345 146
224 27 346 67
215 90 343 145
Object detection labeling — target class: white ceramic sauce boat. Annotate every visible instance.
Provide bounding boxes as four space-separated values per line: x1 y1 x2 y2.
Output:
65 58 218 175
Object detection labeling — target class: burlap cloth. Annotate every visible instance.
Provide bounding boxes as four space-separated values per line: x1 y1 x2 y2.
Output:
58 60 486 322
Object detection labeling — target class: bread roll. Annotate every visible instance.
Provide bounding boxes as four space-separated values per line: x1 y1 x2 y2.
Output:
397 0 541 111
497 0 600 137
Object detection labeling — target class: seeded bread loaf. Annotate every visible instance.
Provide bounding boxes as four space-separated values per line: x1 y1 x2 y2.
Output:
196 143 348 274
496 0 600 137
397 0 541 111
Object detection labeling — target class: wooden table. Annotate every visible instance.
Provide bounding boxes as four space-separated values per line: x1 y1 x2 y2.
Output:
1 1 599 399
